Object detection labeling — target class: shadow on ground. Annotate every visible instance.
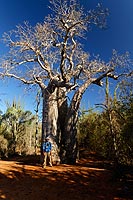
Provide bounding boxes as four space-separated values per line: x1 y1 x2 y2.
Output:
0 153 132 200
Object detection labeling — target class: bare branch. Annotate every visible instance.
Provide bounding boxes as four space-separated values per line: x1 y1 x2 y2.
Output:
92 69 115 86
0 72 35 85
16 59 35 66
33 75 46 89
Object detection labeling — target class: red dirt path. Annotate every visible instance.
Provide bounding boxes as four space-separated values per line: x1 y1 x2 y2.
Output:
0 153 132 200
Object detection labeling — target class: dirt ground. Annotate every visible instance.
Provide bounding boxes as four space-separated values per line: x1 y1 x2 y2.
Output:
0 153 132 200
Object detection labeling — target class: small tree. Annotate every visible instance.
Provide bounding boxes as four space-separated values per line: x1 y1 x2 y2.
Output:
0 135 8 158
1 100 35 155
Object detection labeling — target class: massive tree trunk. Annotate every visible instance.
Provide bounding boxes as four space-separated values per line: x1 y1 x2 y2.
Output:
41 83 60 164
61 81 92 164
57 88 68 163
62 108 79 164
40 74 113 164
40 73 114 164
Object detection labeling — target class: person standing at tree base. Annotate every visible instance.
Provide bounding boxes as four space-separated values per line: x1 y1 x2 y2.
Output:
42 136 52 168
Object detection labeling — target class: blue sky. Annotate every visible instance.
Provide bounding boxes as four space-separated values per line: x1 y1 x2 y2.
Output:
0 0 133 113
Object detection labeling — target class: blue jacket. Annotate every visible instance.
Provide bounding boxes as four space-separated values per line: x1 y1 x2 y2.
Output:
43 141 52 153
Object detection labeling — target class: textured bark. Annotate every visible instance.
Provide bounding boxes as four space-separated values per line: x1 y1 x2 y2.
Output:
57 88 68 163
61 81 92 164
41 84 60 164
62 110 78 164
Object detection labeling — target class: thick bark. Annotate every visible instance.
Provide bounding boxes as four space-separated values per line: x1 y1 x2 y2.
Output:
57 88 68 163
61 80 92 164
62 110 78 164
41 84 60 164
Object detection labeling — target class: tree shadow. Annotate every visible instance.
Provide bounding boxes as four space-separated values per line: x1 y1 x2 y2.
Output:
0 156 132 200
2 155 41 166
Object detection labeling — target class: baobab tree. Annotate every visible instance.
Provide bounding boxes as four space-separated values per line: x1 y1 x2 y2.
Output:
0 0 131 164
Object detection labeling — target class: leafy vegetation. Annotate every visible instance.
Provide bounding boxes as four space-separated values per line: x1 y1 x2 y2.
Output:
78 77 133 166
0 100 41 157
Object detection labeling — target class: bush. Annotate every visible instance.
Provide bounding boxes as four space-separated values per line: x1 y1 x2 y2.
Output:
0 135 8 158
